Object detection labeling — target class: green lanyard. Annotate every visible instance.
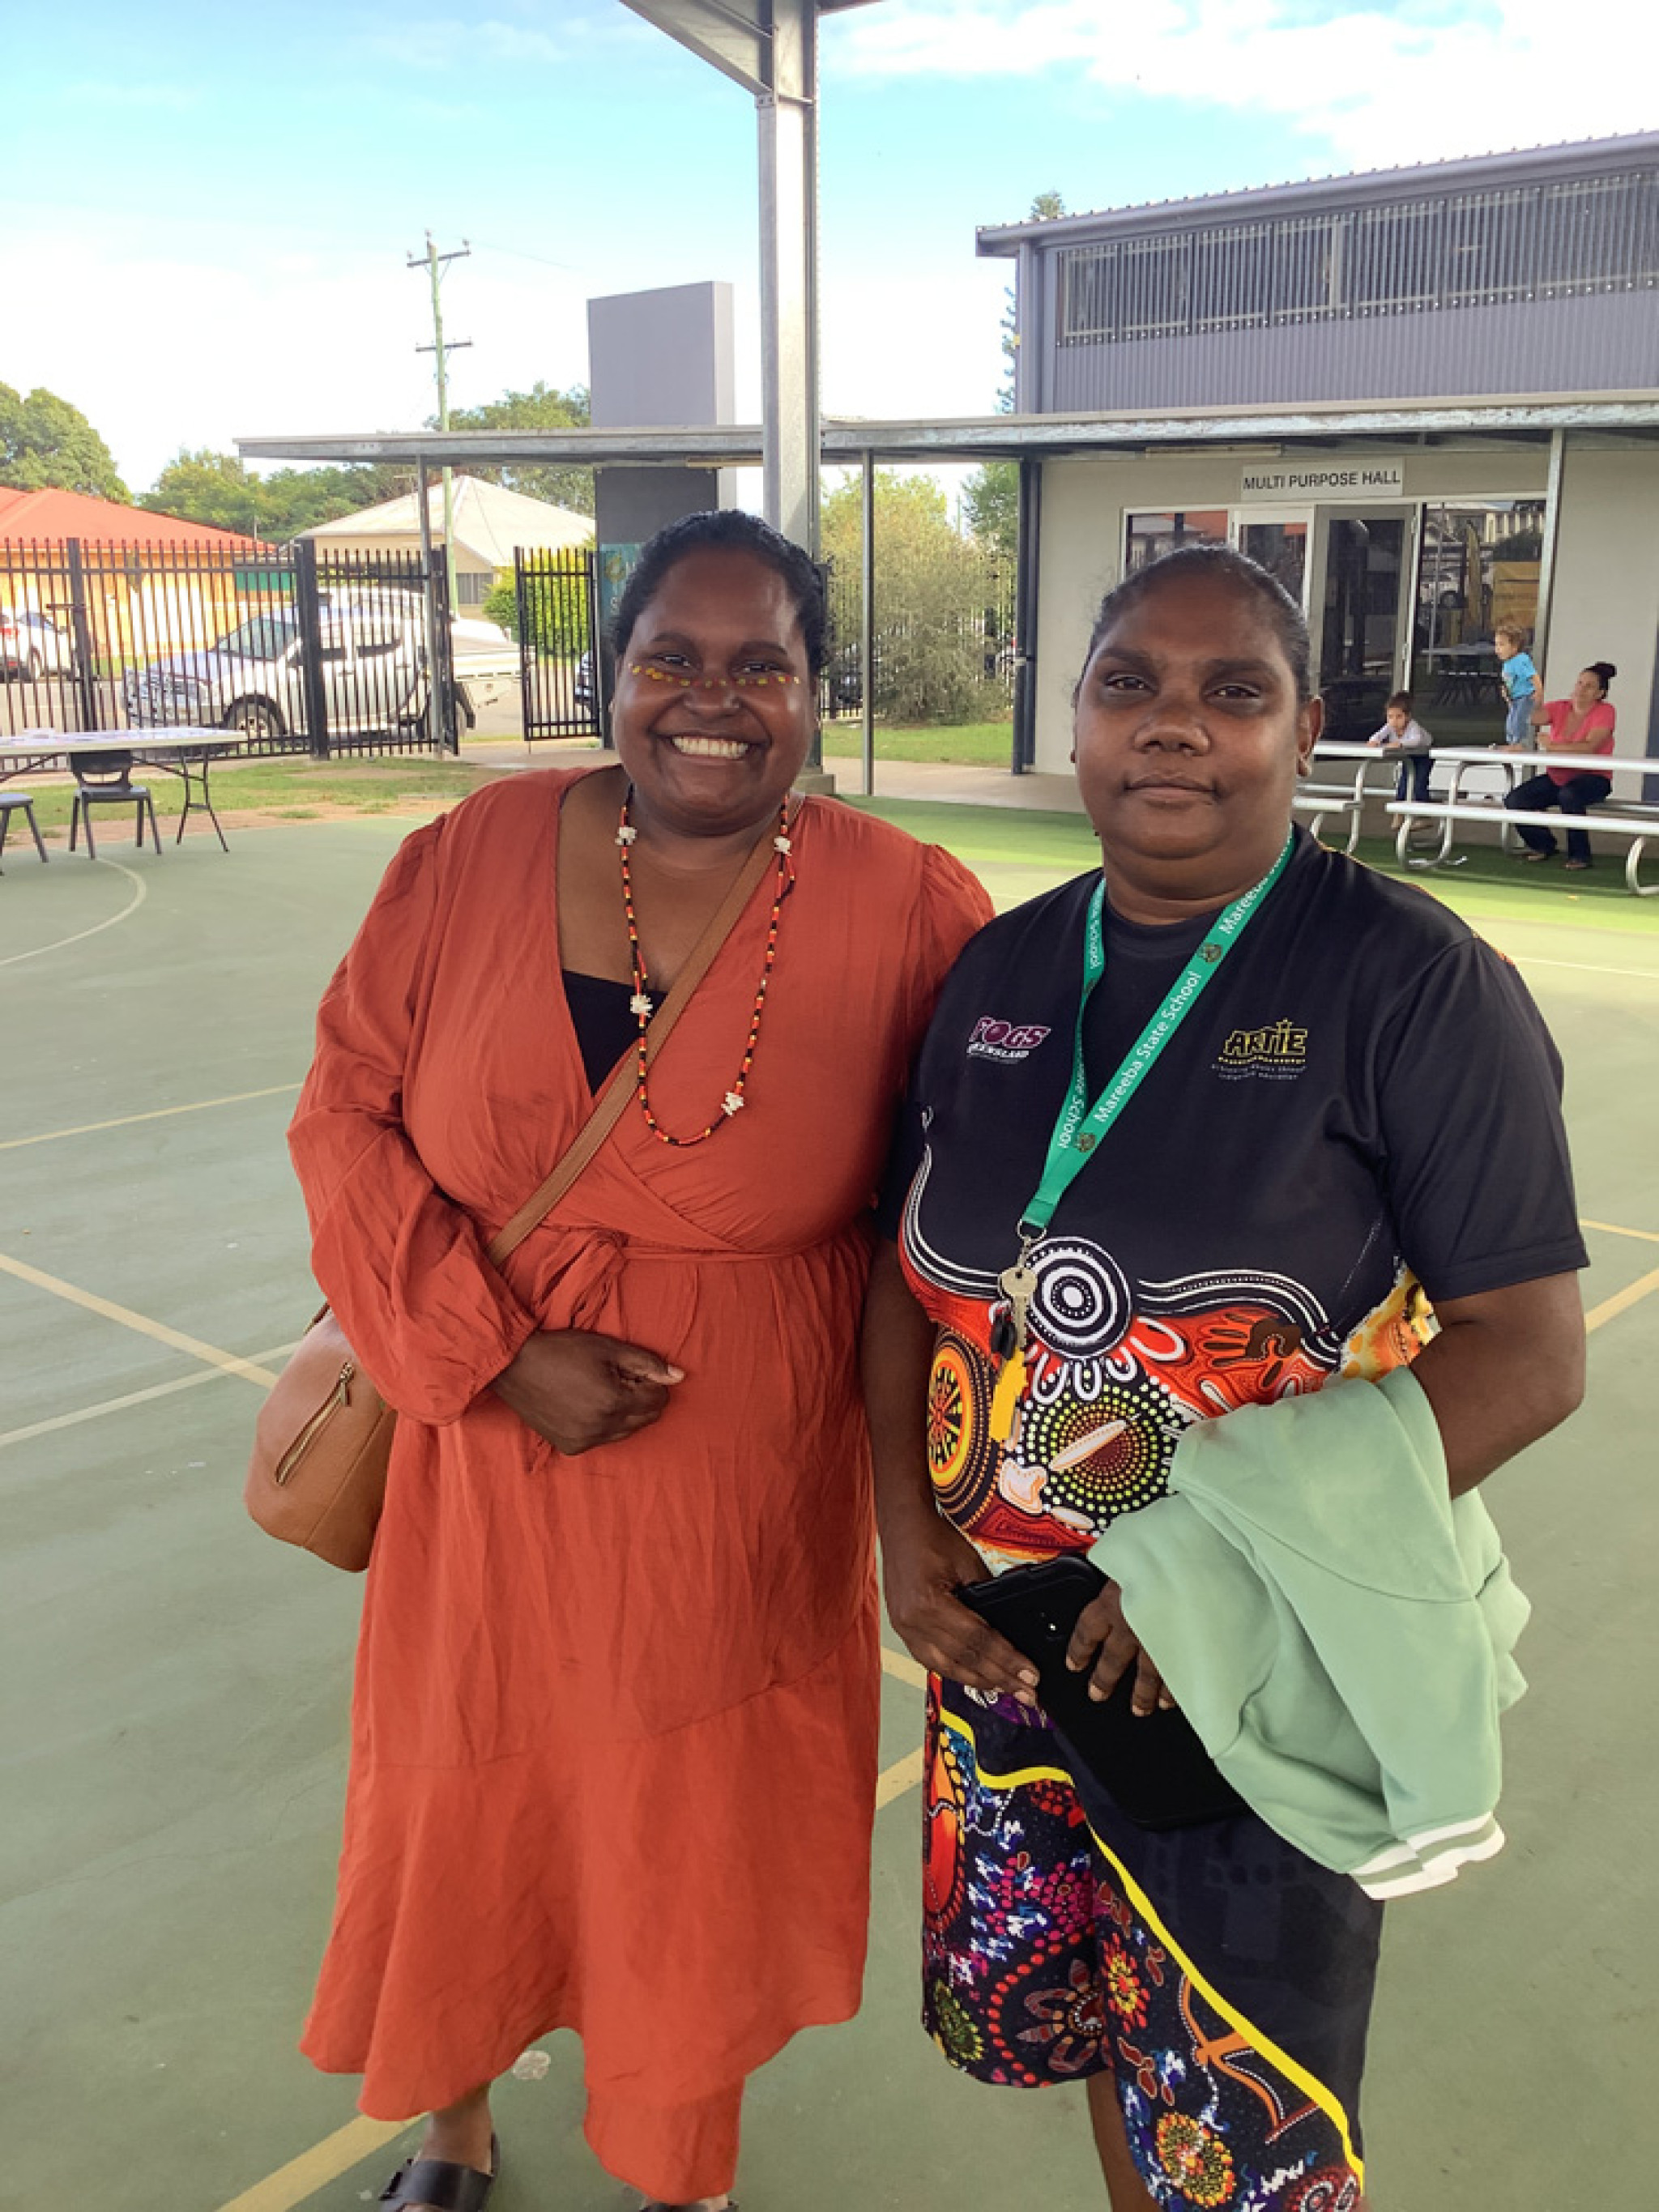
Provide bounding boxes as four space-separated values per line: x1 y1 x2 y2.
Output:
988 833 1293 1441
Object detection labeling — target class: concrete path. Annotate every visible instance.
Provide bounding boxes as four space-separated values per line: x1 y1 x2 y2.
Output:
460 733 1091 814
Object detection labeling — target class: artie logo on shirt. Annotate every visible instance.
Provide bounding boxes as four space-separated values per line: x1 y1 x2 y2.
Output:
1216 1016 1308 1080
968 1015 1052 1063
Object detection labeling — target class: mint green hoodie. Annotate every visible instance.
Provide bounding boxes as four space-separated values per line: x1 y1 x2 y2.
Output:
1092 1367 1530 1899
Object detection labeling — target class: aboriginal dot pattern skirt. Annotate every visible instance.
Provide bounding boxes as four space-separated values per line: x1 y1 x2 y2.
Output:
923 1677 1381 2211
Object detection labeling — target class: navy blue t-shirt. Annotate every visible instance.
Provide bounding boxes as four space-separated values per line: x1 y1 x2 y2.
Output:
886 829 1585 1566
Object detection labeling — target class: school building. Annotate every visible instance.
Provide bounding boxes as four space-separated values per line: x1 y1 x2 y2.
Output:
240 132 1659 779
976 130 1659 769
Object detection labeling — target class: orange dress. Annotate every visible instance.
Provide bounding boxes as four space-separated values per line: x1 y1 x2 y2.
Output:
288 769 990 2177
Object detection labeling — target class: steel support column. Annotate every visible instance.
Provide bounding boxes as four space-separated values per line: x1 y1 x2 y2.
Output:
1012 458 1042 774
415 458 444 755
859 447 875 794
1532 426 1567 675
757 0 819 556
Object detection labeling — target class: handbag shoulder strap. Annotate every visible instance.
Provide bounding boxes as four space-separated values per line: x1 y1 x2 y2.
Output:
484 803 793 1266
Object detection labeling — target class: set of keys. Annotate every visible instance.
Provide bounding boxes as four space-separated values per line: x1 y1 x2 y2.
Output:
987 1251 1039 1445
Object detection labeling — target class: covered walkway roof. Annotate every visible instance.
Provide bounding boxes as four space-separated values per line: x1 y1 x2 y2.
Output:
238 393 1659 474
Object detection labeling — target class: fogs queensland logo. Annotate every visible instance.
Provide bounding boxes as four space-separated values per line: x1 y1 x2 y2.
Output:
968 1015 1051 1063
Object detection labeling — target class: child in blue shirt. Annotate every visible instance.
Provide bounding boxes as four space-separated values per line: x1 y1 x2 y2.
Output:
1495 625 1537 746
1367 690 1434 801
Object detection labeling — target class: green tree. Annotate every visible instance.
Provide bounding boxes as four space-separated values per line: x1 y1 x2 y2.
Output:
821 471 1004 725
962 462 1019 568
441 381 594 515
141 453 413 539
140 451 264 535
0 383 128 500
998 190 1066 410
961 192 1066 577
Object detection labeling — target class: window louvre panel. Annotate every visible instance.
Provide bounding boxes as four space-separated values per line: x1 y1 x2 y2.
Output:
1057 167 1659 343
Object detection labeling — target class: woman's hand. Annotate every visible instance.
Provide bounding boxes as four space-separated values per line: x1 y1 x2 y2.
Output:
491 1328 684 1456
881 1508 1040 1707
1066 1580 1174 1717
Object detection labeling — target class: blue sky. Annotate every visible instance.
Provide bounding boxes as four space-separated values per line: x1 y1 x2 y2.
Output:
8 1 1653 492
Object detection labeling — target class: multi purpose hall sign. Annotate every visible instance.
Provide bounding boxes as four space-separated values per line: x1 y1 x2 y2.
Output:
1238 463 1405 500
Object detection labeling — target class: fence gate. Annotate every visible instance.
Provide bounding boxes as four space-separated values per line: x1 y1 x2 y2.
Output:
0 535 459 756
515 547 603 741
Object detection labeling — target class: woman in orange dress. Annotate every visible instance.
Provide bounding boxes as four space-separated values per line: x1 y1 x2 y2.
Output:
288 513 991 2211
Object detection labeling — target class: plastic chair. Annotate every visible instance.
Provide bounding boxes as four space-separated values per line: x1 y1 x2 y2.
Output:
0 791 49 872
68 752 162 859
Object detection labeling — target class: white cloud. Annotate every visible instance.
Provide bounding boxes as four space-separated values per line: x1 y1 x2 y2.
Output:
837 0 1659 170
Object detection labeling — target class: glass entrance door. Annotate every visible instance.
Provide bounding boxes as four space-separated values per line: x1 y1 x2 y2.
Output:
1237 514 1311 608
1313 508 1414 739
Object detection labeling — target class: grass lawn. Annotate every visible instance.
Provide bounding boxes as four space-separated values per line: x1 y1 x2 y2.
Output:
16 754 507 837
821 720 1013 765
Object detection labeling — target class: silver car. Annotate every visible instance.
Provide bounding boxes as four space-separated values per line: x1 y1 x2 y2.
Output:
124 608 426 739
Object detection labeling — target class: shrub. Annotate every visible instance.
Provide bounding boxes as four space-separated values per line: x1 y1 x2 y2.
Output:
491 565 591 658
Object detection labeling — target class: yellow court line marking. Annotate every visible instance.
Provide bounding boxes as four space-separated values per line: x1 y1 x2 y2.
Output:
215 1733 932 2212
880 1643 928 1690
0 1252 280 1387
213 2115 411 2212
0 857 147 969
875 1744 926 1809
0 1341 300 1451
1585 1265 1659 1334
0 1082 301 1151
1583 1217 1659 1246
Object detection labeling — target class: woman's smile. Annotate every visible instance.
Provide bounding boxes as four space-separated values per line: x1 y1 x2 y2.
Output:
661 733 761 761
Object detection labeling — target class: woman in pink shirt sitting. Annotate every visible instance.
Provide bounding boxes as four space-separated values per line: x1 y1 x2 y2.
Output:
1504 660 1617 870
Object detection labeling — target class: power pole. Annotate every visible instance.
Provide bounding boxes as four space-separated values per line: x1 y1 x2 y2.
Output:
407 232 471 607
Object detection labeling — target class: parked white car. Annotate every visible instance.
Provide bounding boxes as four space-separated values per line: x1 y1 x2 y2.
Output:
124 608 426 739
0 607 78 680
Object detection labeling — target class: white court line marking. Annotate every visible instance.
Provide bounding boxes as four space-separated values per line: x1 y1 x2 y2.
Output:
0 1341 300 1451
0 1083 301 1151
0 857 147 969
0 1252 281 1387
1513 955 1659 981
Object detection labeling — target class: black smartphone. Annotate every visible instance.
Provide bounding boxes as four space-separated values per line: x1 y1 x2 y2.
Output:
957 1555 1246 1831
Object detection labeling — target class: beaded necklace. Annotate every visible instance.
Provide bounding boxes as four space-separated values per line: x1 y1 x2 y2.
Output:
616 791 796 1146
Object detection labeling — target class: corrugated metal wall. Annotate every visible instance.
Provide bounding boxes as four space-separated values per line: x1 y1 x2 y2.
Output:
1048 291 1659 410
1038 167 1659 410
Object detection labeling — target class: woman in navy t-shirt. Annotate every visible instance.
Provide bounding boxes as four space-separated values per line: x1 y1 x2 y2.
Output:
864 546 1588 2210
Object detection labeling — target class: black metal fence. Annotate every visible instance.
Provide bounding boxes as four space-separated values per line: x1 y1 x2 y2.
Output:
0 536 457 755
514 547 602 741
821 551 1017 725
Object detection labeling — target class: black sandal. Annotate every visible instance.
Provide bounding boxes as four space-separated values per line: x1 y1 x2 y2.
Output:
378 2133 500 2211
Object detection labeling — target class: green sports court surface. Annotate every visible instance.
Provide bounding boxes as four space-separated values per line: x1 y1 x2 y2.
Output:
2 798 1654 2211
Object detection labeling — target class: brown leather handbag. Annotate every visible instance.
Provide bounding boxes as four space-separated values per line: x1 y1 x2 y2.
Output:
244 815 784 1570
